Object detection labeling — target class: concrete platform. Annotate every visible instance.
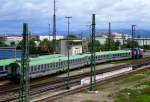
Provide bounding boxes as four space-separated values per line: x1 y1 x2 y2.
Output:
57 63 126 78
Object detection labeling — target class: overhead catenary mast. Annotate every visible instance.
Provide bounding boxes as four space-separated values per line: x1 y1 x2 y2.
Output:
108 22 111 51
49 24 51 41
20 23 30 102
53 0 57 53
132 25 136 59
90 14 96 91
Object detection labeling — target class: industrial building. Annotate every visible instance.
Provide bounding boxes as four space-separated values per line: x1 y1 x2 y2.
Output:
96 32 132 44
59 39 82 55
134 38 150 46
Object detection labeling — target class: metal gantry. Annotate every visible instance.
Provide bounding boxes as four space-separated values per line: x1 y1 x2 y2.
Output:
90 14 96 91
65 16 72 89
53 0 57 53
20 23 30 102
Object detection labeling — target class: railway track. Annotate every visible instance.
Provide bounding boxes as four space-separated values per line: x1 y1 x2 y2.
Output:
36 63 150 102
0 57 150 102
0 64 130 101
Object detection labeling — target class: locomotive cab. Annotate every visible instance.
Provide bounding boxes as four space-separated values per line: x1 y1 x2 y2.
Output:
132 48 143 59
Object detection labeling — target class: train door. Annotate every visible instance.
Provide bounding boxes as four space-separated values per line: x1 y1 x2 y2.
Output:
9 63 18 79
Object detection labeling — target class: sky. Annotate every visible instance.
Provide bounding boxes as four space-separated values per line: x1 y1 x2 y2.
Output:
0 0 150 34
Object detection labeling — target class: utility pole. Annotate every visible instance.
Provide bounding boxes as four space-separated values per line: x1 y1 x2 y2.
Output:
20 23 30 102
90 14 96 91
132 25 136 59
65 16 72 89
53 0 57 53
108 22 111 51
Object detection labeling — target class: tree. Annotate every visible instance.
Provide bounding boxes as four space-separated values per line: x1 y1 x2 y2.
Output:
10 41 16 47
17 38 37 55
104 37 115 51
0 40 6 47
16 40 23 49
125 39 139 48
38 38 55 55
29 38 37 54
88 40 101 52
114 40 121 50
67 34 77 39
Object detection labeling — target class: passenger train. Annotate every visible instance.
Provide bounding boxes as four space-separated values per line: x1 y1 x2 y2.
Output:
0 49 143 79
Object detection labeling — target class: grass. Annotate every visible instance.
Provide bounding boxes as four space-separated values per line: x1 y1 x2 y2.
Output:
115 79 150 102
81 100 100 102
116 74 146 85
114 69 150 102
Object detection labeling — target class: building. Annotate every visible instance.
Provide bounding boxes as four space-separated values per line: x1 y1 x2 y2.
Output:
4 36 22 46
38 35 64 41
59 39 82 55
82 40 89 53
0 48 22 59
134 38 150 46
96 32 132 45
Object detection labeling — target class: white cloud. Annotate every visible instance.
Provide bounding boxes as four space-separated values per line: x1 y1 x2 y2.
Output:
0 0 150 33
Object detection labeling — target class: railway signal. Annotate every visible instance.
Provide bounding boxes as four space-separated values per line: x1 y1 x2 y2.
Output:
90 14 96 91
20 23 30 102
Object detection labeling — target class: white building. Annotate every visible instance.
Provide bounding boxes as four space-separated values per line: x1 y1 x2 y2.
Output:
60 39 82 55
96 32 132 45
4 36 22 46
134 38 150 46
38 35 64 41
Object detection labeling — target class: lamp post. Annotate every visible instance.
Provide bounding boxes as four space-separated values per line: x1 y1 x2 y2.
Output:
65 16 72 89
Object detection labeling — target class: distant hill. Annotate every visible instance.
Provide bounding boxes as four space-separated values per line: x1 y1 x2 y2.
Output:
1 29 150 37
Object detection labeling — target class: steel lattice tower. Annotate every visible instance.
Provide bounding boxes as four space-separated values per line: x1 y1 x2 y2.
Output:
108 22 111 51
20 23 30 102
53 0 57 53
132 25 136 59
90 14 96 91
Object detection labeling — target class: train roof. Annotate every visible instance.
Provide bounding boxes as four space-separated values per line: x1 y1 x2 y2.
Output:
0 58 17 66
11 54 86 66
85 50 131 56
29 54 65 61
10 50 131 67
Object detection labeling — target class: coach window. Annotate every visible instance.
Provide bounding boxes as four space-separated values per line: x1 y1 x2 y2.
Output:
103 55 105 58
34 66 37 72
0 66 3 71
31 66 33 72
49 64 51 68
54 63 56 69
